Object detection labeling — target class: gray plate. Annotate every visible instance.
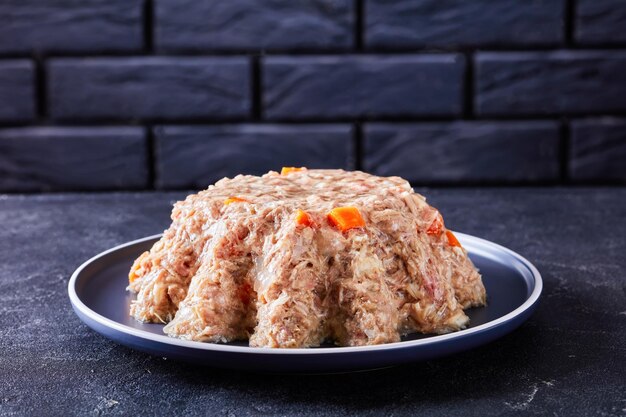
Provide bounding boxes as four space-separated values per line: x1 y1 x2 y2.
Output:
68 233 542 373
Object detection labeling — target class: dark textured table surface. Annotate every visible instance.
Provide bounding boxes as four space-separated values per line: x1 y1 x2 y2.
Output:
1 188 625 416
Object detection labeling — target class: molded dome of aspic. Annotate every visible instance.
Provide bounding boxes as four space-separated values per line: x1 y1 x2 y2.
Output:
128 169 486 348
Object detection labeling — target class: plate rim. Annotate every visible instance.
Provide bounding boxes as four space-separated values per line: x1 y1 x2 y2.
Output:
68 232 542 355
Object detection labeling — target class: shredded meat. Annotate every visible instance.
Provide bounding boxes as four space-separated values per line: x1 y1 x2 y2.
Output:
128 169 487 347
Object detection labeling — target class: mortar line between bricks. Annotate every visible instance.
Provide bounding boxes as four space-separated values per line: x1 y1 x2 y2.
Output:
1 115 626 129
355 0 364 51
34 55 47 120
5 45 626 60
143 0 154 52
564 0 575 46
251 55 262 120
463 52 474 119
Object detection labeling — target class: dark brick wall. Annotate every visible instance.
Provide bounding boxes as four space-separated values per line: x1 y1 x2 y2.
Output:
0 0 624 191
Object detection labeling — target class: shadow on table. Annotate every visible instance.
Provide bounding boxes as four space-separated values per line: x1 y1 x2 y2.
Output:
139 322 552 409
96 278 623 413
131 279 620 410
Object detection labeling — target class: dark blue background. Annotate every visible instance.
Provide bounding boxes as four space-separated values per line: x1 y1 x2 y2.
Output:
0 0 625 191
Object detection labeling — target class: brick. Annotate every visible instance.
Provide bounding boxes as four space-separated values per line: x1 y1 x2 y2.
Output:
155 0 353 51
263 55 464 120
569 118 626 182
154 124 353 189
366 0 563 48
0 60 35 122
576 0 626 45
0 127 148 192
0 0 142 54
475 51 626 116
363 122 560 184
48 57 250 121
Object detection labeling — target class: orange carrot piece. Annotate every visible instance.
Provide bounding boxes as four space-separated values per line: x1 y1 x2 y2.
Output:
281 167 306 175
295 209 312 227
446 230 462 247
224 196 249 205
128 260 142 283
327 207 365 231
128 251 149 283
426 212 444 235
